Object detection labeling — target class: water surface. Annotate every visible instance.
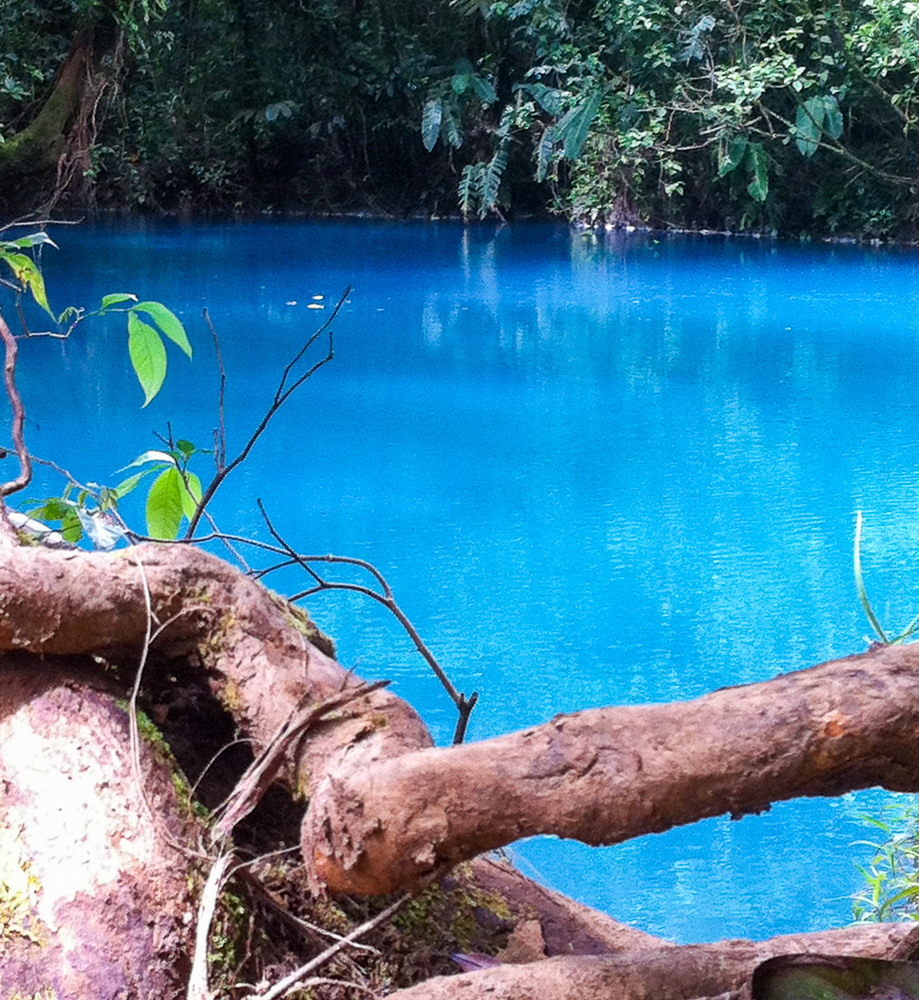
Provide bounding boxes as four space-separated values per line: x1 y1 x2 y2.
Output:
15 220 919 943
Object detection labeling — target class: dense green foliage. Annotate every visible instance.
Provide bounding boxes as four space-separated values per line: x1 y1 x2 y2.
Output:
4 0 919 234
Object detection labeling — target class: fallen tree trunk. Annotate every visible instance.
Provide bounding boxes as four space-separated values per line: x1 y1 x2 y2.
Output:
0 542 433 797
304 642 919 894
384 924 919 1000
7 540 919 998
0 541 662 993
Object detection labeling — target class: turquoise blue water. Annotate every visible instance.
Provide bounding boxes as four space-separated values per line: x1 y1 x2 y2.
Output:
13 220 919 943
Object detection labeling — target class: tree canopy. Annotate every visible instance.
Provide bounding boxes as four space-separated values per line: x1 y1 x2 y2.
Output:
3 0 919 234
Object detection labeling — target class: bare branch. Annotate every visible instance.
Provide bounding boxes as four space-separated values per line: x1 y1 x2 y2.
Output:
0 307 32 499
183 286 350 539
257 499 479 744
253 893 412 1000
203 307 227 471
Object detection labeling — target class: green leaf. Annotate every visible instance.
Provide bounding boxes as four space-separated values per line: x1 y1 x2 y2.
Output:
10 232 57 249
422 99 442 152
718 135 748 177
482 141 508 216
176 439 197 460
60 507 82 543
795 96 825 157
133 301 192 358
113 471 149 498
101 292 138 309
854 510 889 643
536 125 556 182
119 449 176 471
2 252 53 317
470 75 496 104
180 471 202 521
556 88 603 161
29 498 74 522
746 142 769 202
458 162 483 217
527 83 564 117
822 94 843 140
128 312 168 407
442 106 464 149
57 305 80 325
145 467 185 540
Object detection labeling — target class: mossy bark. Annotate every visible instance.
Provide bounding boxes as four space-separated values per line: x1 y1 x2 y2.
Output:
0 27 95 210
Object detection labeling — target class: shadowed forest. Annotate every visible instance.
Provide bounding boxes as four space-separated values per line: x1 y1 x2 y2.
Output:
4 0 919 235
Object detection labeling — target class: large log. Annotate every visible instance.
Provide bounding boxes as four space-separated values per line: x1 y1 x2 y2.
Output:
0 541 654 970
0 542 433 798
304 642 919 894
384 924 919 1000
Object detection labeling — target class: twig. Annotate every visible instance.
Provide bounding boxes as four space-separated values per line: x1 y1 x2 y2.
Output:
252 894 411 1000
0 308 31 499
127 549 209 860
257 500 479 745
234 867 380 955
184 286 350 539
203 308 227 470
0 216 82 236
187 851 234 1000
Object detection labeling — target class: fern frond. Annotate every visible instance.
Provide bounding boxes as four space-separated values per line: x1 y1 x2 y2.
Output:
458 163 483 219
481 141 508 217
422 99 443 152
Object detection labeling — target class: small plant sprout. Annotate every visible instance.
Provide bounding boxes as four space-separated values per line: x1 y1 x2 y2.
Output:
854 510 919 646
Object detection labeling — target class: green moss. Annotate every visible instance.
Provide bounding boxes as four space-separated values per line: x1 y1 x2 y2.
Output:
221 675 243 717
391 866 511 954
0 841 48 948
207 886 250 986
268 590 337 659
115 702 211 826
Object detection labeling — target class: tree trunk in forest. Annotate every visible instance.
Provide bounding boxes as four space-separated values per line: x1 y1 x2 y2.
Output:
0 25 112 212
3 538 919 998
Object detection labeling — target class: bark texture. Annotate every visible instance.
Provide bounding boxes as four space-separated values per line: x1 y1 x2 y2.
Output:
5 540 919 999
0 542 433 801
0 653 196 998
466 856 665 956
385 924 919 1000
304 642 919 893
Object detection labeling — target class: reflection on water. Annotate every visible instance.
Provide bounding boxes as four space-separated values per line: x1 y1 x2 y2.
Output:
17 219 919 943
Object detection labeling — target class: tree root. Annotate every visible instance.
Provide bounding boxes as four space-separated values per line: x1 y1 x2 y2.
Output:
304 642 919 893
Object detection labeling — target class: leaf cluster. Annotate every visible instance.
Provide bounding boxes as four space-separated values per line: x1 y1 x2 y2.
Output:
8 0 919 233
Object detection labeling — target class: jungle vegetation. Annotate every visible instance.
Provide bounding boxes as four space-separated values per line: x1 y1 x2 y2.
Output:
3 0 919 235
